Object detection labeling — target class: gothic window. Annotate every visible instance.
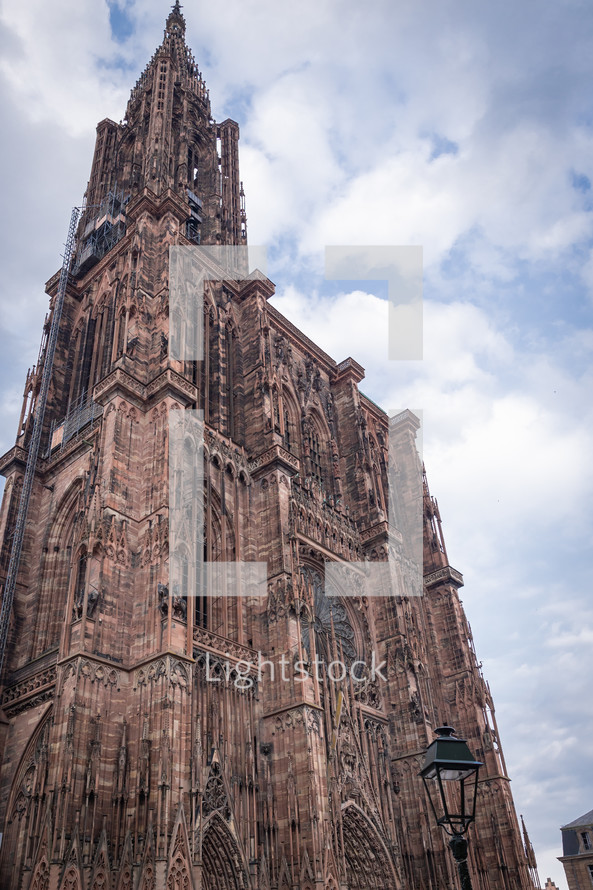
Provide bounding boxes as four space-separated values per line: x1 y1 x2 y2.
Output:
283 408 291 451
63 326 80 414
29 859 49 890
207 310 217 423
281 391 299 457
30 483 81 656
181 552 189 599
300 566 357 666
0 476 22 571
198 484 237 636
116 309 126 358
307 427 323 484
67 315 94 406
78 316 96 402
100 297 115 378
73 550 87 619
92 300 114 388
224 325 234 440
188 144 199 190
195 541 208 629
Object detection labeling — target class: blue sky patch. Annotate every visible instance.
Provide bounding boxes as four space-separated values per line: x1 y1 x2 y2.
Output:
108 1 134 44
430 133 459 160
571 169 591 193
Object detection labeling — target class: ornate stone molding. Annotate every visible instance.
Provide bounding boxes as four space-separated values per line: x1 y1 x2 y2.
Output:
270 704 322 737
60 658 120 689
93 367 147 405
2 665 57 717
193 626 257 664
146 368 197 403
248 443 300 477
134 654 190 692
359 521 393 546
0 444 28 475
290 484 361 560
424 565 464 589
205 427 251 476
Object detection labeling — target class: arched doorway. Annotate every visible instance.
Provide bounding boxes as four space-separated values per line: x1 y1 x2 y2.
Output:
202 813 249 890
341 803 401 890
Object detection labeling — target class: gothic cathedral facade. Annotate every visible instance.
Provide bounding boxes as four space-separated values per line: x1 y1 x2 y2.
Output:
0 6 536 889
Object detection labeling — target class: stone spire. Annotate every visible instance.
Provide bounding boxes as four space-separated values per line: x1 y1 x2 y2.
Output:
78 4 245 258
165 0 186 38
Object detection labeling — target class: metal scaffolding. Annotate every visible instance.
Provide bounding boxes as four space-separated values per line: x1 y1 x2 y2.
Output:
73 190 128 276
0 207 80 681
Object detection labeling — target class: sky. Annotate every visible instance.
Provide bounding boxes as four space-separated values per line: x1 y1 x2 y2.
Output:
1 0 592 886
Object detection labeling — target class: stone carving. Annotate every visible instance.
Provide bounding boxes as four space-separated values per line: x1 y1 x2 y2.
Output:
193 625 257 664
135 655 190 693
2 666 57 710
267 576 294 622
157 583 187 621
299 566 357 665
273 705 322 737
202 761 230 818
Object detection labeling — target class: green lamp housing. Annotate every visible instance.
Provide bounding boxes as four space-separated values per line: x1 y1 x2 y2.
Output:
420 725 483 837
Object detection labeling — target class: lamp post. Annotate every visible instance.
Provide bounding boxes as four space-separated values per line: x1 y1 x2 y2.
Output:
420 725 483 890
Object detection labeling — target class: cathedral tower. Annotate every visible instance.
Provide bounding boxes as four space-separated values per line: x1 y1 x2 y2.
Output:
0 6 537 889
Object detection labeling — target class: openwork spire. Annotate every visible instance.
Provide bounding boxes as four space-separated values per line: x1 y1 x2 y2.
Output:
165 0 186 38
126 0 208 116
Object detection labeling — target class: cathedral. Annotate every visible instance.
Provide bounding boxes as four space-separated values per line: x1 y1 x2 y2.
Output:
0 5 538 889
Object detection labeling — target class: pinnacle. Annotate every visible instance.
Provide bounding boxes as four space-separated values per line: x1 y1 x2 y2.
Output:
165 0 186 37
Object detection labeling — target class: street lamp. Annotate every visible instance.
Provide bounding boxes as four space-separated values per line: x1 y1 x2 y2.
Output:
420 725 483 890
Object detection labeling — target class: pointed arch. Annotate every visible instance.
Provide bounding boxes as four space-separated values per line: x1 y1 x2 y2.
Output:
58 832 83 890
0 474 23 572
202 757 232 821
166 805 192 890
64 317 86 411
302 406 333 491
277 856 292 890
202 811 249 890
115 831 134 890
27 808 53 890
340 802 402 890
31 477 83 656
0 707 53 887
223 317 241 441
90 283 115 386
59 864 83 890
199 468 238 635
136 820 156 890
30 856 50 890
89 829 111 890
207 302 220 426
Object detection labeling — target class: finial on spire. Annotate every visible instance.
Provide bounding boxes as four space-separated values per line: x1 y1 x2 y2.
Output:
166 0 185 37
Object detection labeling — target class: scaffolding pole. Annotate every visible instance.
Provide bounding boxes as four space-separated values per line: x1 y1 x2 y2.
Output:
0 206 80 683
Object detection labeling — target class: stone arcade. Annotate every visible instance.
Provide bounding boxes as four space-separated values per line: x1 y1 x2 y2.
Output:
0 5 537 889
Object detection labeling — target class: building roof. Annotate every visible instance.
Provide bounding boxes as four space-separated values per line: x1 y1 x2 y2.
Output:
561 809 593 830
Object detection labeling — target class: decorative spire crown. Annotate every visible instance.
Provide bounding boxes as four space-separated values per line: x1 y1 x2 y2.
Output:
165 0 185 38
